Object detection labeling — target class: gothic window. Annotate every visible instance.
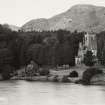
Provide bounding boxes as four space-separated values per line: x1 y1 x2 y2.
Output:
85 37 87 41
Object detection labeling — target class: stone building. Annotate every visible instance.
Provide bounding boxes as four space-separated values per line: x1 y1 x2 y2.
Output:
75 33 97 65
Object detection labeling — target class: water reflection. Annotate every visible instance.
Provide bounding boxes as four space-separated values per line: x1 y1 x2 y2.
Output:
0 81 105 105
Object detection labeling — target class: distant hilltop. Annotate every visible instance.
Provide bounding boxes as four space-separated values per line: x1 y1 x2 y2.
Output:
20 4 105 33
2 24 20 32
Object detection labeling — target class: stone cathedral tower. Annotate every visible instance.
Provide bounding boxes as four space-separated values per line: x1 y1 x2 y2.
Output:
75 33 97 65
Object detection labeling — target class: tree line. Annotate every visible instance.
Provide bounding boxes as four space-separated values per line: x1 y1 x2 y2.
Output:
0 25 85 72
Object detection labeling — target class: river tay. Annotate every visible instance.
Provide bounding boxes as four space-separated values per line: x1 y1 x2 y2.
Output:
0 80 105 105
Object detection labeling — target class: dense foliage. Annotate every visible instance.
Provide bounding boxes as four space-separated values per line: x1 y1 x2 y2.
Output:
68 71 78 77
1 65 14 80
61 75 70 82
83 50 95 66
0 24 84 72
39 68 50 76
82 68 103 85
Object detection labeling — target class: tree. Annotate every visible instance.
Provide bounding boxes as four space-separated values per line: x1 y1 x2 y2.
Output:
57 30 65 44
26 44 42 65
0 48 14 68
82 68 103 85
25 61 38 78
1 65 13 80
83 50 95 66
43 36 59 67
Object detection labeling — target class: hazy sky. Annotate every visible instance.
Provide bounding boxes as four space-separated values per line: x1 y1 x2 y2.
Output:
0 0 105 26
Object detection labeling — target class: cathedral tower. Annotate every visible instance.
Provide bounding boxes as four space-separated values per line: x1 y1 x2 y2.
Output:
75 32 97 65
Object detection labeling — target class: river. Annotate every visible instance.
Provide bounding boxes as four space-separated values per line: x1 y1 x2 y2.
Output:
0 80 105 105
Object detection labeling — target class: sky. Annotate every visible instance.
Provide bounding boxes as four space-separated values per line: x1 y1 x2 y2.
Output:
0 0 105 27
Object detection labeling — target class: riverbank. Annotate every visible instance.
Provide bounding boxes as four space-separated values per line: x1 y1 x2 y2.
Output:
10 65 99 83
11 65 105 85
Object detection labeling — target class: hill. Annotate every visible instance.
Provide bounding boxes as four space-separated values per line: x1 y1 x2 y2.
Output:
21 4 105 33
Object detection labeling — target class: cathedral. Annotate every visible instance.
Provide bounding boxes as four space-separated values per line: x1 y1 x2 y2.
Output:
75 33 97 65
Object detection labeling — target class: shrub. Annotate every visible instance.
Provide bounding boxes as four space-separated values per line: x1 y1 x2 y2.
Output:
61 75 70 83
83 50 95 66
82 67 103 85
75 79 83 84
69 71 78 78
39 68 50 76
1 65 13 80
53 75 59 82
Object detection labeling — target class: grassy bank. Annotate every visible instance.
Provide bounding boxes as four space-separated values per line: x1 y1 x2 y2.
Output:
10 64 105 85
11 65 87 82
